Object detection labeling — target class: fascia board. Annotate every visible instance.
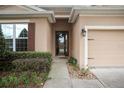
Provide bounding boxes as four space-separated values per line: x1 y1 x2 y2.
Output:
0 11 56 23
69 7 124 23
23 5 47 12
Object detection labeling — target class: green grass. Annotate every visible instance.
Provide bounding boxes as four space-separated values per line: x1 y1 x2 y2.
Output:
0 71 49 88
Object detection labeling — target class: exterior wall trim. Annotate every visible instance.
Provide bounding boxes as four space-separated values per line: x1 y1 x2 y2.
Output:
86 26 124 30
0 12 56 23
0 19 30 23
69 7 124 23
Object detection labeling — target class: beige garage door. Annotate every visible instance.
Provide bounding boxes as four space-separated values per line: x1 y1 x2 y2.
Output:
88 30 124 67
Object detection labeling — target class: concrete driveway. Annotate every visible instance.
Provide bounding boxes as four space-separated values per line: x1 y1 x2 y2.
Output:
91 68 124 88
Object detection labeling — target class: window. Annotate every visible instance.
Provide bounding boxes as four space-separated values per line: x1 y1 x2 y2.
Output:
2 24 13 51
1 24 28 51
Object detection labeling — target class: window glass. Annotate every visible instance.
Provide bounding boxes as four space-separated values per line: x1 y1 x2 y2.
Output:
16 39 27 51
1 24 13 51
2 24 13 39
16 24 28 38
16 24 28 51
1 24 28 51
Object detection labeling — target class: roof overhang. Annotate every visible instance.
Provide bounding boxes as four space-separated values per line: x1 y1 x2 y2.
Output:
0 11 56 23
69 6 124 23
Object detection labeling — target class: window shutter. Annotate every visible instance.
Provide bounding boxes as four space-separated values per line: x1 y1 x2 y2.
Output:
28 23 35 51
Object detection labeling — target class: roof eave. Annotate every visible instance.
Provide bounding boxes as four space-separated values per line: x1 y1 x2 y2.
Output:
69 7 124 23
0 11 56 23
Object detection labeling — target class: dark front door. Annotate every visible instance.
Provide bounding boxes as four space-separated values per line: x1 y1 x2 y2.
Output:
56 31 69 56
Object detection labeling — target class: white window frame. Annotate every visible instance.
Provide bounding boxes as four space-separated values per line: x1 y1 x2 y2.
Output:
1 23 28 51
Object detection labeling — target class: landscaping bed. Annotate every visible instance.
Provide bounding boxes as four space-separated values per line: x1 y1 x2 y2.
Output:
67 63 96 79
0 52 52 88
0 71 49 88
67 57 96 80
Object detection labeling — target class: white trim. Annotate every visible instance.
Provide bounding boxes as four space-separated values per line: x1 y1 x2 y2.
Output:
79 14 124 17
17 37 28 39
55 15 69 18
0 11 56 23
17 6 37 12
84 27 88 69
24 5 47 12
86 26 124 30
0 19 30 23
69 7 124 23
13 24 16 52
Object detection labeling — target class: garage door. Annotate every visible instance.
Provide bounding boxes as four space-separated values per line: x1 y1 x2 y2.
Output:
88 30 124 67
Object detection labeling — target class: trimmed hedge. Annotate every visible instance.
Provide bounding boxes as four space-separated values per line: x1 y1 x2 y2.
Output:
0 51 15 61
12 58 51 72
0 51 52 71
0 51 52 62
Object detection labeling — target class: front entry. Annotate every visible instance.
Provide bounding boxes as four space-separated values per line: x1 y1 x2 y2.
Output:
55 31 69 56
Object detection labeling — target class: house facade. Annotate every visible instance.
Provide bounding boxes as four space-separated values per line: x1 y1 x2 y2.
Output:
0 5 124 68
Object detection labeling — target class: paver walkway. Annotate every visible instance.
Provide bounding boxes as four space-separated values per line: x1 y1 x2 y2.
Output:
44 57 103 88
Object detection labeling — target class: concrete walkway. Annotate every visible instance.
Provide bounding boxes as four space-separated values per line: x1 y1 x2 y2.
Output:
44 57 103 88
91 68 124 88
44 57 72 88
44 58 124 88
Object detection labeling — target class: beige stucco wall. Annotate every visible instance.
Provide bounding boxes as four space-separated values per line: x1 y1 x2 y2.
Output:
72 17 82 67
46 20 53 53
30 18 52 52
74 15 124 68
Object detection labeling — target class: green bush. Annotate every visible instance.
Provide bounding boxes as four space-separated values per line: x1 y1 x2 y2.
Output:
12 58 51 72
0 61 14 71
0 52 52 71
0 51 15 61
0 51 52 62
68 57 77 65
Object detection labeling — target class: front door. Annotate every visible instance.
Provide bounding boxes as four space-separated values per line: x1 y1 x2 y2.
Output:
56 31 69 56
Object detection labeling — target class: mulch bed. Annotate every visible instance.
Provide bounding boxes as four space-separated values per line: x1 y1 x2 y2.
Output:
67 63 97 79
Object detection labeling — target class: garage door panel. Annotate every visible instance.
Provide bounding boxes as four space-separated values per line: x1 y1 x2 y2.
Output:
89 56 124 67
88 30 124 67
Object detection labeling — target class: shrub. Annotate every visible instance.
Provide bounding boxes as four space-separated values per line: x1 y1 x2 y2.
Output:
68 57 77 65
12 58 51 72
0 61 14 71
0 52 52 71
81 68 90 75
13 52 51 59
0 72 44 88
0 51 15 61
0 51 52 62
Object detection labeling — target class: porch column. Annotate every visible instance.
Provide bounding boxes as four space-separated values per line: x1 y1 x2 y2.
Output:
84 27 88 69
